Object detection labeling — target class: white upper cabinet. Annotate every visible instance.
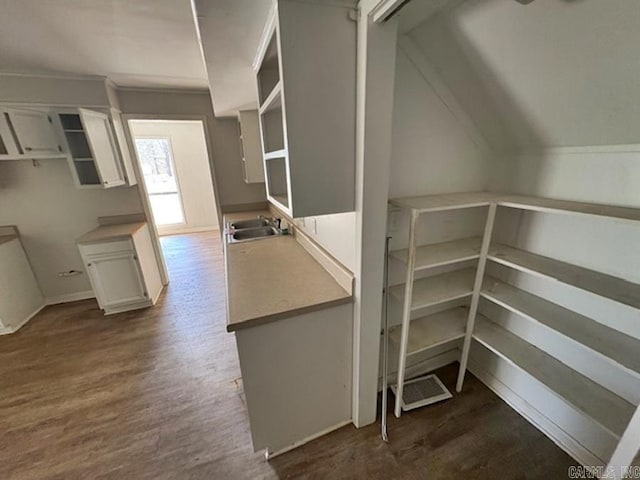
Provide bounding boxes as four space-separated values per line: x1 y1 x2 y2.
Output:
58 108 126 189
0 107 63 159
255 0 356 218
78 108 125 188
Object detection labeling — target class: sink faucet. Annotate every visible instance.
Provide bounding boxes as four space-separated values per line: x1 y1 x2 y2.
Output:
259 215 282 231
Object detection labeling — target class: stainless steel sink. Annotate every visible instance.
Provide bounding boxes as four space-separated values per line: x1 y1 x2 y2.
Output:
228 226 279 243
229 218 270 230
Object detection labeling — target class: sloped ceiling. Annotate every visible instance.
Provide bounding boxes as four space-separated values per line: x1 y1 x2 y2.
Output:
407 0 640 150
0 0 208 89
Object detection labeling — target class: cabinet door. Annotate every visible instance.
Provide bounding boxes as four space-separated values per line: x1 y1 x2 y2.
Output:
4 108 62 156
79 108 125 188
110 111 138 186
86 251 147 309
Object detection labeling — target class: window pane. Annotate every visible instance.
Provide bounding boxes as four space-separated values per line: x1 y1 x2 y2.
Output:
134 138 185 226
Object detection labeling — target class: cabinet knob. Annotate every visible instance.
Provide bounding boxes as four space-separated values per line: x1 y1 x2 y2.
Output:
87 263 92 267
25 147 32 151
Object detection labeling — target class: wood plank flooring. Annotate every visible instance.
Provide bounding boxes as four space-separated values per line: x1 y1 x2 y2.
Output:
0 232 576 479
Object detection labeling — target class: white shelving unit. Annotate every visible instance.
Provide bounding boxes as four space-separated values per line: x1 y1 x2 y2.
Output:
388 190 640 467
387 191 495 418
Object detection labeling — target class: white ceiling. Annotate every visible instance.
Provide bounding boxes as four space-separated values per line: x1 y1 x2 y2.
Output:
194 0 272 116
0 0 209 89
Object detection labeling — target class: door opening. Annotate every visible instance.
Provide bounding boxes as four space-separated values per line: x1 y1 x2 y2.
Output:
135 137 186 227
129 120 219 237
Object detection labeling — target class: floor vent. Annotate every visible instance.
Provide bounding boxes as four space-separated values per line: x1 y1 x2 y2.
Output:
391 374 452 411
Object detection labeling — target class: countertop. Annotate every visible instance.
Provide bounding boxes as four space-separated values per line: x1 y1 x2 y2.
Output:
76 222 146 244
224 212 352 332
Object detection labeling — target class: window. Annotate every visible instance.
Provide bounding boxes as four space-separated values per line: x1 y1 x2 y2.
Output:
134 138 185 226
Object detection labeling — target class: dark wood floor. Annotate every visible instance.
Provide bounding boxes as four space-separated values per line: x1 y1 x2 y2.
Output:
0 232 575 479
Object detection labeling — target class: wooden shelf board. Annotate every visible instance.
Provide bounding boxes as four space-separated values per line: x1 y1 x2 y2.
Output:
264 149 287 160
390 237 481 271
482 278 640 376
73 158 94 162
498 195 640 223
389 191 495 213
258 82 282 115
473 316 634 437
389 307 467 356
488 243 640 310
390 268 475 311
63 129 85 133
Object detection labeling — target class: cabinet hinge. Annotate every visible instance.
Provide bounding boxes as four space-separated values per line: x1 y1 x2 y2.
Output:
133 255 138 261
48 115 52 123
143 291 148 297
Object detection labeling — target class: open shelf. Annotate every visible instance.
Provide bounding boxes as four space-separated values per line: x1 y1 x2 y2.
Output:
481 278 640 377
389 191 495 213
257 34 280 106
473 316 635 437
389 307 467 356
391 237 481 271
264 149 287 160
488 243 640 310
260 90 285 154
390 268 475 311
265 156 289 209
498 195 640 224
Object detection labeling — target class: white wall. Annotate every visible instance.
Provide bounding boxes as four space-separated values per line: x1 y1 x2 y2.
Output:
117 89 267 211
0 159 143 302
129 120 219 235
292 212 356 272
388 44 490 199
409 0 640 151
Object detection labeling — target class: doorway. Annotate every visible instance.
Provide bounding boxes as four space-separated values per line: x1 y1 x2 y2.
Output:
129 120 219 236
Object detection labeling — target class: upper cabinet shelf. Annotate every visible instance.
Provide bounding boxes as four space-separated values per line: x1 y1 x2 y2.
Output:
254 0 356 218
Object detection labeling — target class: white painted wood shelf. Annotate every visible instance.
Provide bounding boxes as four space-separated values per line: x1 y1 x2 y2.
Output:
498 195 640 224
258 81 282 114
473 316 635 437
481 278 640 377
488 243 640 310
390 237 481 271
389 191 494 213
390 268 475 311
389 307 467 356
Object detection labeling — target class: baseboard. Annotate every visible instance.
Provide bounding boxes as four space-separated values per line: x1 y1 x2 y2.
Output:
45 290 95 306
265 419 352 460
159 226 219 236
468 359 604 467
0 303 46 335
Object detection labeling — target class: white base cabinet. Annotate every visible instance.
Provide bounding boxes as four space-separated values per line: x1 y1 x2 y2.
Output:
78 224 162 315
0 235 45 334
235 303 353 456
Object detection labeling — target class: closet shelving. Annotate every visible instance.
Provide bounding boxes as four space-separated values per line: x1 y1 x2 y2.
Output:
388 191 494 417
387 191 640 453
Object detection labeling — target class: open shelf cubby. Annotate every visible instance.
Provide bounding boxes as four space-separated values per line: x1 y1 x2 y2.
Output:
265 156 289 208
257 35 280 106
